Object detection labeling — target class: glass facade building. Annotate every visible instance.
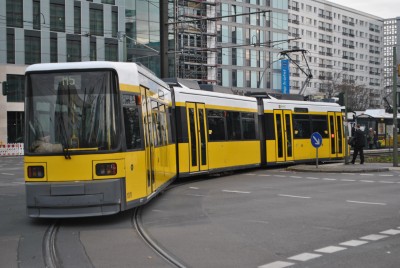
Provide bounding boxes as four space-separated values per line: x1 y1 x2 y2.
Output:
216 0 289 94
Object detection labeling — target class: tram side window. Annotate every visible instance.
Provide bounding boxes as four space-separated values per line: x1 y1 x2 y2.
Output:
151 101 168 147
264 113 275 140
158 105 168 146
293 114 311 139
122 94 142 150
166 106 175 144
242 112 256 140
311 115 328 138
227 111 241 140
207 110 226 141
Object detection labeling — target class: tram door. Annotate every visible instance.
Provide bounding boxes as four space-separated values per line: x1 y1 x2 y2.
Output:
186 103 208 173
274 110 294 162
328 112 344 157
141 87 155 195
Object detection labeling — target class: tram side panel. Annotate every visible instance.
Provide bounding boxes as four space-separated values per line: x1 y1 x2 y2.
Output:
206 108 261 171
175 92 261 176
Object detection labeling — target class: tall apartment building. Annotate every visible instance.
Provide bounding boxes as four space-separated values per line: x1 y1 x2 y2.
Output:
383 17 400 107
288 0 384 107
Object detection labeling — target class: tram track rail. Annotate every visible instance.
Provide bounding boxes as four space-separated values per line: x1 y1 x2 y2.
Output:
132 207 187 268
42 221 61 268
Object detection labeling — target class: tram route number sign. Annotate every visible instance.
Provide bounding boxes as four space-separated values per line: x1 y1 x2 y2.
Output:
311 132 322 168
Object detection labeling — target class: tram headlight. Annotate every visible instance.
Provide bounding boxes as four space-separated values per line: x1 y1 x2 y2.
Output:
96 163 117 176
27 166 45 178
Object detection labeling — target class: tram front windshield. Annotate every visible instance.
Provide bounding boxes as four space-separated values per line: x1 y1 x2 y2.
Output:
26 71 120 155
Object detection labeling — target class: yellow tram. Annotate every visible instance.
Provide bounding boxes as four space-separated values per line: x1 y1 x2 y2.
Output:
24 62 344 218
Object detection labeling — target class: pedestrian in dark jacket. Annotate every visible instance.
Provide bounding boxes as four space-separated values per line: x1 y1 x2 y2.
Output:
351 124 365 164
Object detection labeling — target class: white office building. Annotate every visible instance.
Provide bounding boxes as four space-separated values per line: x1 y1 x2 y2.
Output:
288 0 384 107
383 17 400 107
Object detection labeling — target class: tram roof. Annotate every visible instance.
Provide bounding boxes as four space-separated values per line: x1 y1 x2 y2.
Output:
25 61 169 89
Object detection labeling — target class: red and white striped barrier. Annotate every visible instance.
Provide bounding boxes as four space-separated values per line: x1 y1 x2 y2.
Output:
0 143 24 156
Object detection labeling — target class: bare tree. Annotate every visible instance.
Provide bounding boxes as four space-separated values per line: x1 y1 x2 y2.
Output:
337 82 370 111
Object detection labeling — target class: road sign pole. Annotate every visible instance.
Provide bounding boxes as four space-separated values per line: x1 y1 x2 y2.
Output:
311 132 322 169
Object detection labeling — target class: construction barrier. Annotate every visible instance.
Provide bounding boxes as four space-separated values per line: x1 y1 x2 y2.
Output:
0 143 24 156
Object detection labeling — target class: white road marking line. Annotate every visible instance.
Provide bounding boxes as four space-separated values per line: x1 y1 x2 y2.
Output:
380 229 400 235
1 173 14 176
186 194 206 197
288 253 321 262
339 240 369 247
359 180 375 183
259 174 271 177
244 173 257 176
289 176 302 178
341 179 356 182
380 181 395 184
343 173 355 175
258 261 294 268
346 200 387 206
379 174 394 177
275 175 287 178
222 190 251 194
278 194 311 199
306 177 319 180
360 174 374 176
189 187 199 190
314 246 347 253
322 178 336 181
360 234 388 241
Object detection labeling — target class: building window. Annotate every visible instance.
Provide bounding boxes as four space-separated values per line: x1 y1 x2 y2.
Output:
50 33 58 62
67 35 82 62
6 74 25 103
33 0 41 30
7 28 15 64
74 2 81 34
25 31 41 65
105 39 118 61
7 112 24 143
112 7 118 38
101 0 115 4
6 0 23 28
90 38 97 60
50 1 65 32
90 4 104 36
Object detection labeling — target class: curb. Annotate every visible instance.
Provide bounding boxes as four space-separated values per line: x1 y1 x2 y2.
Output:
286 164 390 173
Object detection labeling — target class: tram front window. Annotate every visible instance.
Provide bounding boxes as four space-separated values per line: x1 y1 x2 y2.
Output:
26 71 120 155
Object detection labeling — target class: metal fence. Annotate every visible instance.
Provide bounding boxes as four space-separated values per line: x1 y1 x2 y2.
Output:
0 143 24 156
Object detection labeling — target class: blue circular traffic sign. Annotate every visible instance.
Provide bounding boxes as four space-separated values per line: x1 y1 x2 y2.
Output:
311 132 322 148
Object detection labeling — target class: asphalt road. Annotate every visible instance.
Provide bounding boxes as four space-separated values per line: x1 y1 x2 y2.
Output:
142 169 400 268
1 156 400 268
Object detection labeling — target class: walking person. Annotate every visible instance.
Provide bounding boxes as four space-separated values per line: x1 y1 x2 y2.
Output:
351 124 366 164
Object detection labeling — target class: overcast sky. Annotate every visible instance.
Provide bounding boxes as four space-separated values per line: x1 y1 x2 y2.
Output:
332 0 399 19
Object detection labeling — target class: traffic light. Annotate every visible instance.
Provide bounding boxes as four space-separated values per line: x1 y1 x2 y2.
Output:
1 81 8 96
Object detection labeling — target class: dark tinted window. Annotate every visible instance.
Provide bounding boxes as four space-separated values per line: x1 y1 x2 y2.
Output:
311 115 328 138
242 112 256 140
207 110 226 141
293 114 311 139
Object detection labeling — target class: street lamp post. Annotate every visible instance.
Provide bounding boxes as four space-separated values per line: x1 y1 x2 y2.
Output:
393 47 398 167
344 83 349 164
